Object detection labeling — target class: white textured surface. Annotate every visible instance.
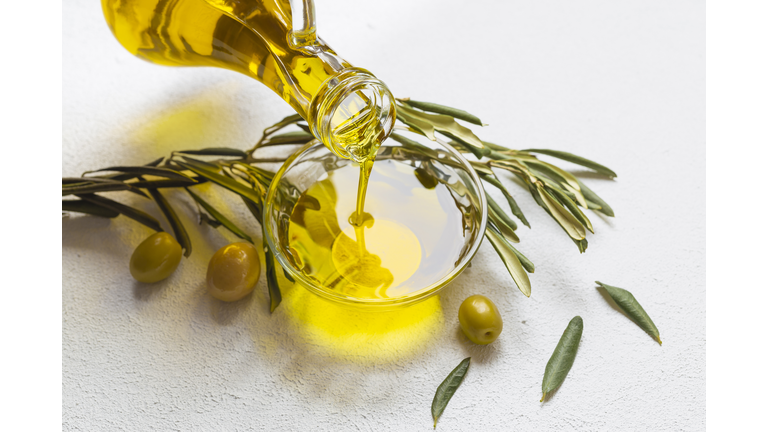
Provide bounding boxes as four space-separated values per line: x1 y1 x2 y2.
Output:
63 0 705 430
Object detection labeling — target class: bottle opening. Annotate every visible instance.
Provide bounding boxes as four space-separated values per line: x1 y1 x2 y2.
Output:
308 68 396 162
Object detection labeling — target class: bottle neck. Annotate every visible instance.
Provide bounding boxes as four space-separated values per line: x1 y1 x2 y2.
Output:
307 68 396 162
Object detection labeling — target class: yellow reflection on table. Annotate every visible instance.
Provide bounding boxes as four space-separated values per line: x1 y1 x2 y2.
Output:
283 286 444 363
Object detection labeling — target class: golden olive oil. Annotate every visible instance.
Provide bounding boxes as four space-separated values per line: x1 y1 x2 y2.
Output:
102 0 346 119
287 159 469 300
103 0 391 249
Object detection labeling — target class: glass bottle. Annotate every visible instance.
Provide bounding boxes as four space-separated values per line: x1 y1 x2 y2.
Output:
101 0 396 162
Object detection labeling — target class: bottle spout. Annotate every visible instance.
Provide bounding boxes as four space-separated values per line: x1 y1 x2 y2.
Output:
289 0 318 48
308 68 397 162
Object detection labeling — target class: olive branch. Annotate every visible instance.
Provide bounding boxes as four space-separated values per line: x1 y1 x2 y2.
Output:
62 98 616 310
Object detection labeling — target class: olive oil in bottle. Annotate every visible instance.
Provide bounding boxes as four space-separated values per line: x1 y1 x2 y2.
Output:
287 159 471 300
103 0 396 265
101 0 396 162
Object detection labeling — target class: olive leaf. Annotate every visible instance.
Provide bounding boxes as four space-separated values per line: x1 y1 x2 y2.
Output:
199 213 223 228
396 103 487 155
262 131 315 146
178 155 221 172
536 184 586 241
507 243 534 273
399 99 485 126
62 199 120 218
176 147 247 157
431 357 471 429
186 188 254 243
129 177 204 189
541 316 583 402
577 179 614 217
596 281 661 345
479 173 530 228
447 139 484 160
573 238 589 254
63 181 135 196
486 192 518 231
519 159 587 207
482 140 514 152
488 214 519 244
262 113 303 137
548 187 594 234
283 268 295 283
241 195 264 226
388 132 440 159
147 187 192 257
523 149 617 178
89 166 195 182
77 194 163 232
263 240 283 313
175 160 264 205
485 225 531 297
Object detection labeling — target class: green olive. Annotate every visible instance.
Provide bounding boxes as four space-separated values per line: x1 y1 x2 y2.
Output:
207 242 261 302
458 294 503 345
130 232 183 283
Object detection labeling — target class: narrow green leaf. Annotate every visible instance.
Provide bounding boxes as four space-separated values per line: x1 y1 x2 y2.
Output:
91 166 195 181
485 226 531 297
486 192 518 231
62 199 119 218
95 157 165 182
389 133 440 159
175 160 264 205
147 188 192 257
400 99 485 126
178 156 221 172
482 141 512 152
129 177 203 189
523 149 617 178
596 281 661 345
263 113 303 137
548 187 594 234
264 241 282 313
537 184 586 241
573 238 589 254
77 194 162 232
186 189 253 243
507 243 534 273
396 103 487 154
241 196 264 226
263 131 314 145
521 158 586 207
577 179 614 217
283 268 295 283
199 213 223 228
431 357 471 429
479 173 530 228
177 147 247 157
489 216 519 244
63 182 132 196
541 316 583 402
295 122 312 134
447 138 484 160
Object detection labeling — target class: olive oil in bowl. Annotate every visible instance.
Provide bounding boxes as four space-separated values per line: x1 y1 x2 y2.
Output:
265 136 487 308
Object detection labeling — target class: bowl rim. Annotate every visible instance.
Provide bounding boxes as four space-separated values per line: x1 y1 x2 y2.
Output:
263 126 488 309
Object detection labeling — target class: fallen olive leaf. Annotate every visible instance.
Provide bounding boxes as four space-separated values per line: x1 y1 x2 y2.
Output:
542 316 583 402
431 357 471 429
596 281 661 345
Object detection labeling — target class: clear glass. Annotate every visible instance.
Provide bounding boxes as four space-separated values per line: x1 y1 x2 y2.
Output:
101 0 395 160
264 127 488 310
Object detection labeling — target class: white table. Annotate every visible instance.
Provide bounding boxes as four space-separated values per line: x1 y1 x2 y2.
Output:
63 0 705 430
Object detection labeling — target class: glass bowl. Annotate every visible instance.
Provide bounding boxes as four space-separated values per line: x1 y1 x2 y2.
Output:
263 127 487 310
